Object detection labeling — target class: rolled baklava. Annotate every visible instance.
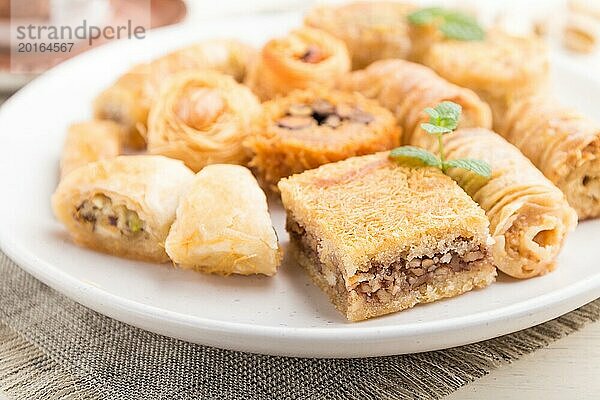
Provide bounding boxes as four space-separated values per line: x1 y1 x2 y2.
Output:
93 63 151 149
147 70 261 172
245 27 351 101
166 164 282 276
279 152 496 321
498 96 600 220
60 120 122 179
339 59 492 149
434 128 578 278
94 39 256 149
245 88 401 192
422 31 549 123
304 1 415 70
52 156 194 263
408 15 445 63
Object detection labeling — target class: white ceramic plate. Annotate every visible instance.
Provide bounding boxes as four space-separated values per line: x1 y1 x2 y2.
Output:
0 13 599 358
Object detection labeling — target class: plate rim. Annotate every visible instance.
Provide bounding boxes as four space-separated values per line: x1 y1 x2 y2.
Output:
1 17 600 357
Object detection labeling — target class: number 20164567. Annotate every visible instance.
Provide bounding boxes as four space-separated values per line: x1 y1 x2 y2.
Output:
16 42 75 53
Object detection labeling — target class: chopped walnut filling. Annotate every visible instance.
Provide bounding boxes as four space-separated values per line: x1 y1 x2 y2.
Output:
74 194 145 237
277 99 374 130
288 217 488 303
352 248 485 302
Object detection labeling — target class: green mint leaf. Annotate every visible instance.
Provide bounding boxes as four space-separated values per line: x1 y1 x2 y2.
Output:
444 158 492 178
422 101 462 134
435 101 462 128
407 7 446 25
420 122 453 135
389 146 440 167
407 7 485 41
424 107 440 120
440 19 485 41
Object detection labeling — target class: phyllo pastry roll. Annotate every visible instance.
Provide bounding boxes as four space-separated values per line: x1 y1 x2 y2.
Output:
245 88 401 192
245 27 351 101
304 1 415 70
93 63 151 149
94 39 256 149
339 59 492 149
422 31 549 122
498 96 600 220
435 128 578 278
279 152 496 321
60 121 122 179
166 165 282 276
147 70 261 172
52 156 194 263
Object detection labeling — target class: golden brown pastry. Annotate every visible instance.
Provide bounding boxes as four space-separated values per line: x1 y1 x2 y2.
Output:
146 70 260 172
422 30 549 123
166 165 282 276
304 1 415 70
94 39 256 149
427 128 578 279
405 6 486 63
52 156 195 263
498 96 600 220
279 152 496 321
245 88 401 192
339 59 492 149
60 121 122 179
245 27 351 101
93 63 151 149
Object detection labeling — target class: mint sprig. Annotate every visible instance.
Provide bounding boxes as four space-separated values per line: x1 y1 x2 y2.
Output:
389 101 492 179
407 7 485 41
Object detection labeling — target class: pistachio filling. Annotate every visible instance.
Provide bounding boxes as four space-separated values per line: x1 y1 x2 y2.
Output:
74 194 145 237
276 99 374 130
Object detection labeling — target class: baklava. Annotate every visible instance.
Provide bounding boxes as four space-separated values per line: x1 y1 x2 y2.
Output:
52 156 194 262
60 120 122 179
166 164 282 276
245 27 351 101
147 70 261 172
422 30 549 122
498 96 600 220
304 1 415 69
246 88 401 192
433 128 578 278
279 152 496 321
339 59 492 149
94 39 256 149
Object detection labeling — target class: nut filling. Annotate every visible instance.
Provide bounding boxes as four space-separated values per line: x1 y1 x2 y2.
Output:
288 217 489 303
74 194 145 237
276 99 374 130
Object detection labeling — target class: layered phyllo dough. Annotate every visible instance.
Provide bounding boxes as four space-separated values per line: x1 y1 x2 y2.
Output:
166 165 282 276
498 96 600 220
279 152 496 321
60 121 122 179
422 31 549 122
304 1 415 69
94 39 256 149
146 70 261 172
52 156 194 263
245 27 351 101
339 59 492 149
434 128 578 278
245 88 401 192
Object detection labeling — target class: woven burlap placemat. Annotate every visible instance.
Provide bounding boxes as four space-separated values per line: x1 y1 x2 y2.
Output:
0 252 598 400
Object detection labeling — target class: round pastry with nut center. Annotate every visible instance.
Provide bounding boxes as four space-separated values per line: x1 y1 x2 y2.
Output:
245 88 401 193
